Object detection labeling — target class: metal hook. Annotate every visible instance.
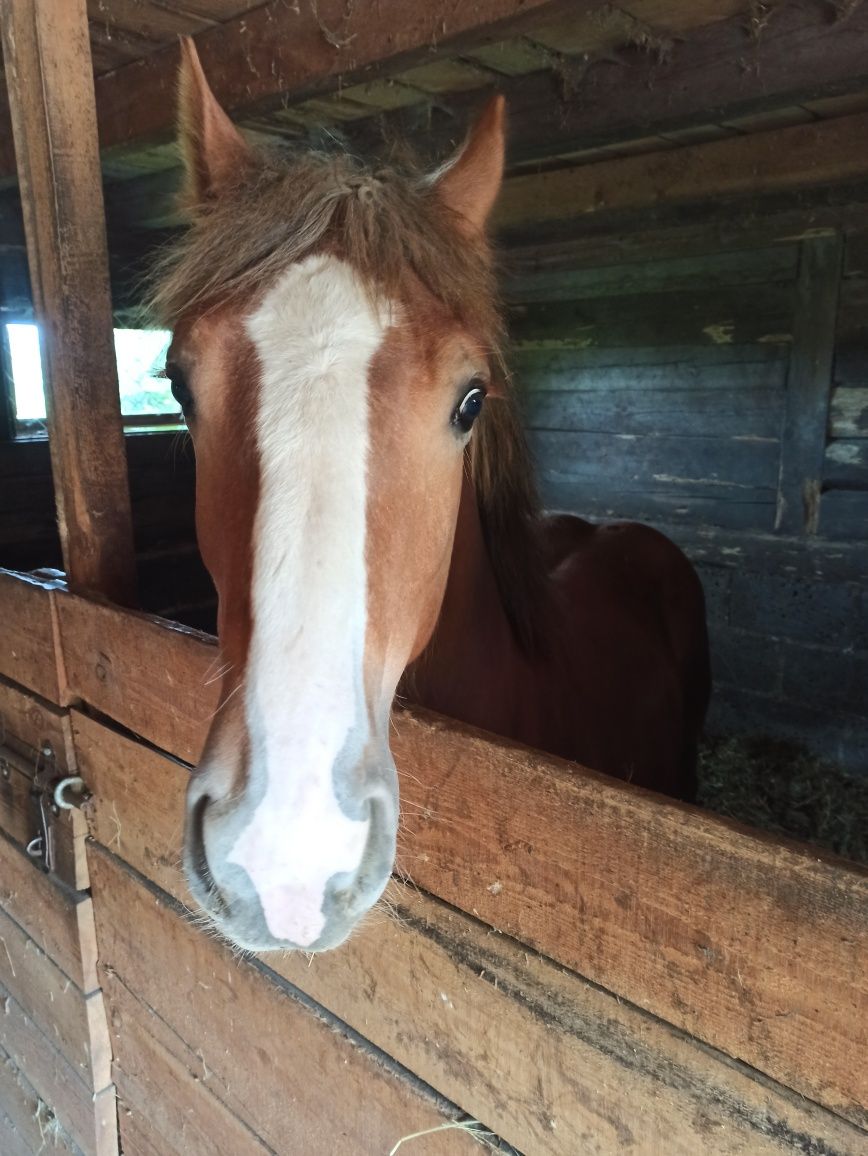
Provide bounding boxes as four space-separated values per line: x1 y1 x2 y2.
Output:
53 776 89 811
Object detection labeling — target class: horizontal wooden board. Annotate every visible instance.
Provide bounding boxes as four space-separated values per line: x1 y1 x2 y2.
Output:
88 845 481 1156
77 713 868 1156
513 350 789 392
538 481 778 532
502 245 799 303
825 439 868 485
57 595 217 765
0 831 97 992
0 676 74 770
830 387 868 437
0 988 117 1156
0 1043 87 1156
510 285 794 350
522 386 783 440
495 111 868 229
0 570 63 703
819 488 868 541
0 904 110 1091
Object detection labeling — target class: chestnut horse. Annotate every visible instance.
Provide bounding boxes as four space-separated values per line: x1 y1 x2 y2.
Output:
159 41 710 952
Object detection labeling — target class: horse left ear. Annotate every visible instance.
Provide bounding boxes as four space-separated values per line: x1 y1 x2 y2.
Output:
177 36 255 209
434 95 505 238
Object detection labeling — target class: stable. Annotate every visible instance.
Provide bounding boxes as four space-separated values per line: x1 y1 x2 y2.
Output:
0 2 866 1155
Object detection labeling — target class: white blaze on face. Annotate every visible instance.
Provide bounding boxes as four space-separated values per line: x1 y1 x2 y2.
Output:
227 254 389 947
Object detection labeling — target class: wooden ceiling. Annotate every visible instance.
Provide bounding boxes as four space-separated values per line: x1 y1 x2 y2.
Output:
4 0 868 242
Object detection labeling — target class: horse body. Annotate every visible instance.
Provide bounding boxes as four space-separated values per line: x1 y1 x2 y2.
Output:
409 476 710 800
160 39 710 953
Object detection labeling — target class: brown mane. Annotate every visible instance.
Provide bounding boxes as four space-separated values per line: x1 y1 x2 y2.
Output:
147 145 550 654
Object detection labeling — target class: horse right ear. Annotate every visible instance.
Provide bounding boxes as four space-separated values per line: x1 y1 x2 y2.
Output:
177 37 254 209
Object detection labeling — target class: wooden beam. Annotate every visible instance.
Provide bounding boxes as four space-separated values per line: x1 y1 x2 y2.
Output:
1 0 136 604
495 110 868 230
776 234 843 533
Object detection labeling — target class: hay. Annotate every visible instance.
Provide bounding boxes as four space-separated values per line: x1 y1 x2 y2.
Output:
697 735 868 864
389 1119 497 1154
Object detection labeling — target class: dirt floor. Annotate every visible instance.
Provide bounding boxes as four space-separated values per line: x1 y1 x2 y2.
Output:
698 735 868 865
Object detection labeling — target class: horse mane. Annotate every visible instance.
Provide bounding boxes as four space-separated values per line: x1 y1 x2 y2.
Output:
147 144 550 656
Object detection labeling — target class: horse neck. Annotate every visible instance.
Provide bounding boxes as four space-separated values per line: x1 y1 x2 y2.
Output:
407 469 522 713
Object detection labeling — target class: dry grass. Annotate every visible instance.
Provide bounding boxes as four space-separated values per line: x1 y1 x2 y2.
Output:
698 734 868 864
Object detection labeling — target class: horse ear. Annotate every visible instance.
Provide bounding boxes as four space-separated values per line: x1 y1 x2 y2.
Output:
177 36 254 208
434 95 505 238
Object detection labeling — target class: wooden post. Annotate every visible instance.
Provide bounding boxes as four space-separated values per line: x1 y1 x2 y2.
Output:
1 0 136 604
776 233 843 535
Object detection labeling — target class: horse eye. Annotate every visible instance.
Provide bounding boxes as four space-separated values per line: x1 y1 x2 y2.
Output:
166 363 194 415
452 385 487 434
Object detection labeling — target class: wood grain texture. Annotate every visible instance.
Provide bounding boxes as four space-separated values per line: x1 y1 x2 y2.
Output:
0 904 111 1092
496 113 868 229
0 1043 87 1156
0 832 97 992
88 845 482 1156
0 0 136 603
0 988 117 1156
0 675 73 770
830 387 868 437
0 571 63 703
59 600 868 1125
776 234 843 534
76 713 868 1156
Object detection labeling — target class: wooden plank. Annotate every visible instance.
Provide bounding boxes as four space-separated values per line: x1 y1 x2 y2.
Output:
495 114 868 230
73 0 583 171
0 832 97 992
0 676 73 770
0 989 117 1156
830 387 868 437
0 745 89 891
0 1044 86 1156
502 245 799 303
825 439 868 486
88 845 482 1156
819 488 868 541
0 570 63 702
776 235 843 534
522 386 783 439
509 284 795 350
0 904 110 1091
108 980 273 1156
0 0 136 603
390 709 868 1126
57 594 217 765
77 715 868 1156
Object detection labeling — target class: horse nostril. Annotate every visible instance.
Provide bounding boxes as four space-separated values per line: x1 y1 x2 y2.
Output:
187 793 227 914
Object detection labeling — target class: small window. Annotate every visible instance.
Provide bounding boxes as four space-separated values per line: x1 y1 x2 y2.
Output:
3 322 177 435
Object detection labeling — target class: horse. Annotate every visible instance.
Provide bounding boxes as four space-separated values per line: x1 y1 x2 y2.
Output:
157 39 710 953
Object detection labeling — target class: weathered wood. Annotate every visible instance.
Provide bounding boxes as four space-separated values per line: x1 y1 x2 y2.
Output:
0 832 97 992
78 713 868 1156
57 595 217 765
0 570 64 702
819 488 868 541
82 0 583 170
0 989 117 1156
0 904 110 1091
1 0 136 603
107 979 274 1156
830 387 868 437
0 676 73 770
503 245 799 304
88 845 482 1156
776 235 843 533
825 439 868 485
510 284 794 350
496 114 868 230
0 1044 87 1156
61 600 868 1124
0 745 89 891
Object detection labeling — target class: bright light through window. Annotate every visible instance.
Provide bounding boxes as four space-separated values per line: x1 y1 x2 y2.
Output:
5 323 176 423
